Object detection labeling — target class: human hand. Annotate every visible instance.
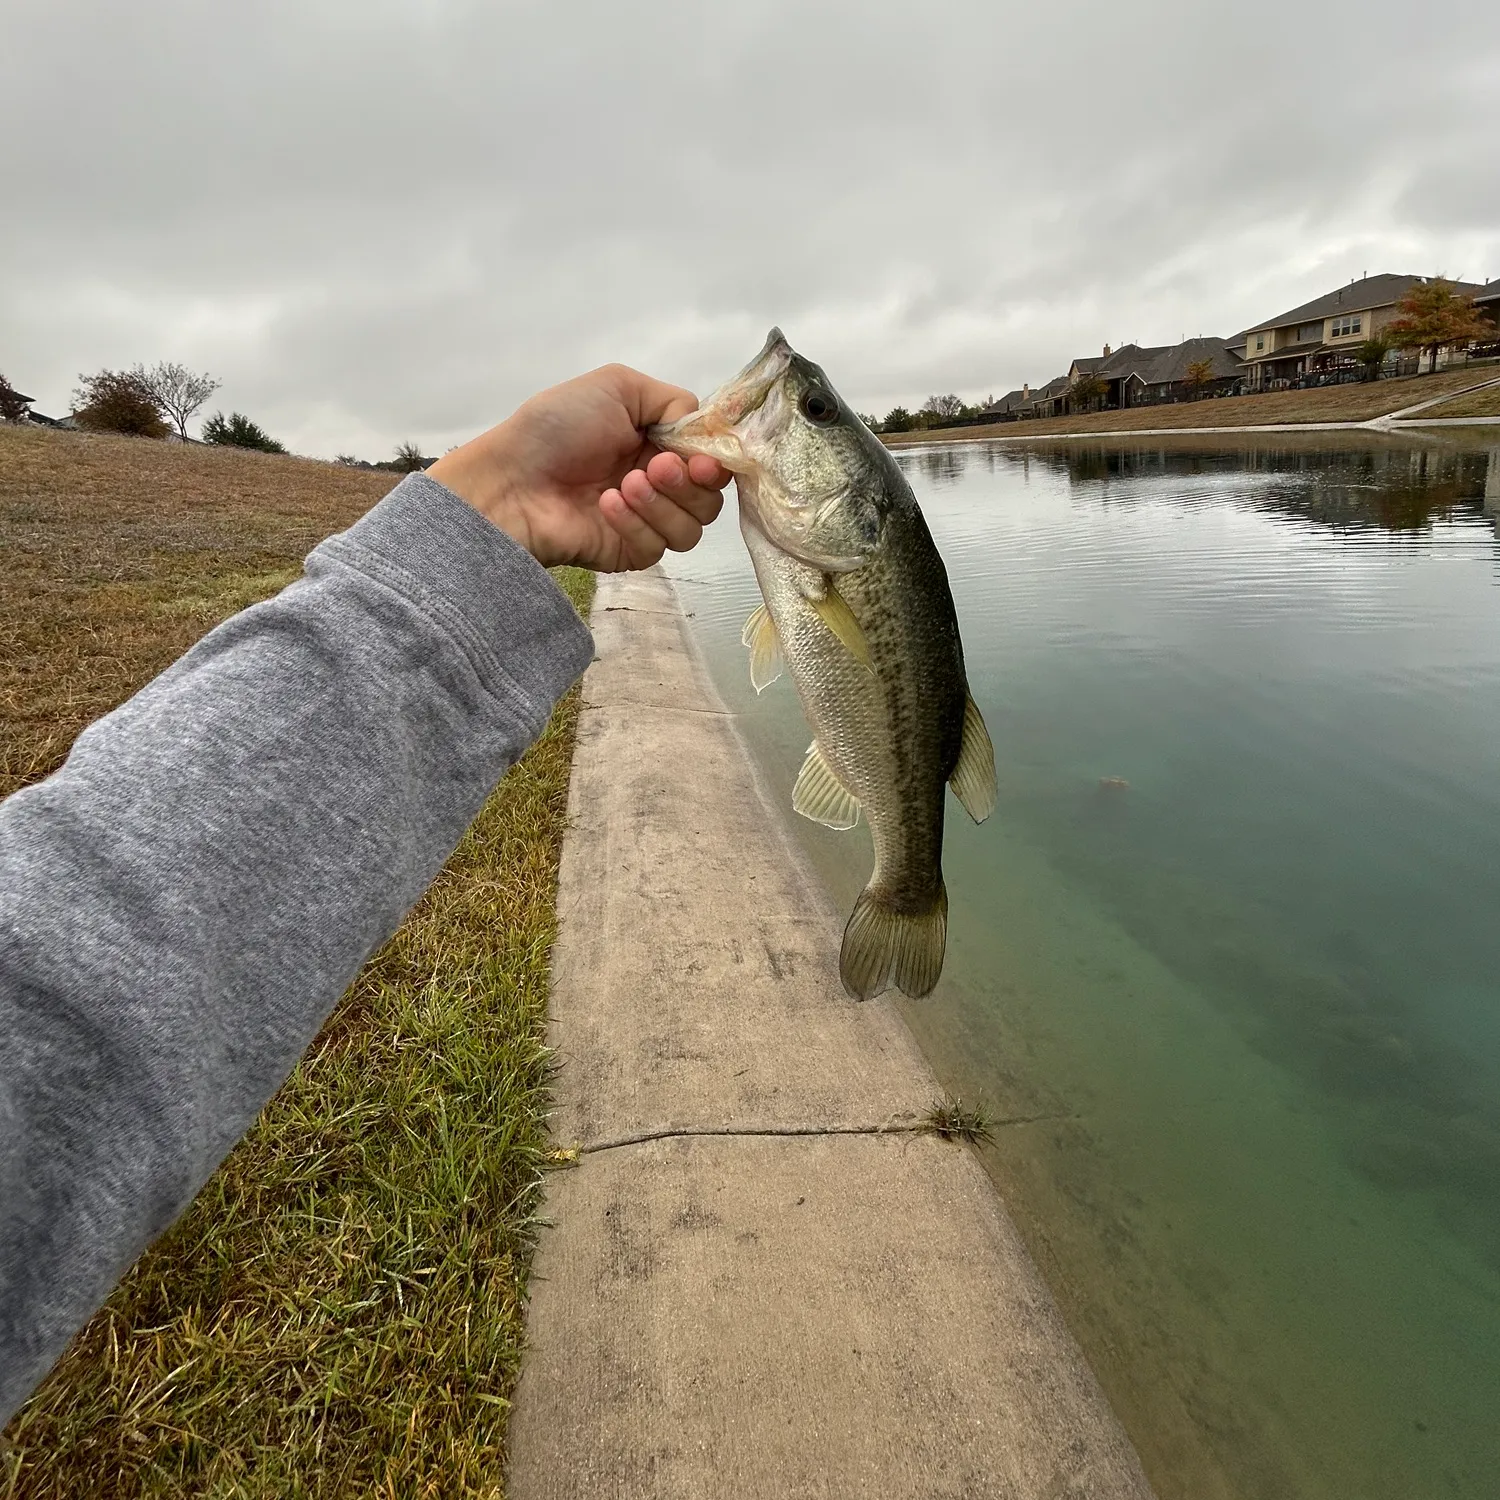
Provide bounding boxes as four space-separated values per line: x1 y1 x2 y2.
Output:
427 365 731 572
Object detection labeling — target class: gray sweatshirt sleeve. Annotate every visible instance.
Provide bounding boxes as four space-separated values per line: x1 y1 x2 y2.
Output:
0 471 595 1423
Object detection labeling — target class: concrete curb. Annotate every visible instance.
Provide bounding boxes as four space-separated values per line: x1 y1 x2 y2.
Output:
505 570 1155 1498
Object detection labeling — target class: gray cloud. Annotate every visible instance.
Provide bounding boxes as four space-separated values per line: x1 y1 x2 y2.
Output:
4 0 1498 456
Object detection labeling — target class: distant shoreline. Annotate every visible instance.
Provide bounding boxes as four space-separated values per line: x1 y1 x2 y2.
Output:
879 369 1500 446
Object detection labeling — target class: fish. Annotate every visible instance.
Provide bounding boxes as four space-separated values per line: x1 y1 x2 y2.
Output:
650 329 995 1000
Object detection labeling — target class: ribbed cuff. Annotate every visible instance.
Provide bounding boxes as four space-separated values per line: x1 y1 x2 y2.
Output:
313 472 595 726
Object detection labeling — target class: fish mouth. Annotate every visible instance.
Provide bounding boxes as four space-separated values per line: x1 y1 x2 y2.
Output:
648 326 792 471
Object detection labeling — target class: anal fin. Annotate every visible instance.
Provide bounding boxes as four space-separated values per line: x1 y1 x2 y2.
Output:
792 741 861 830
742 603 783 692
950 692 996 824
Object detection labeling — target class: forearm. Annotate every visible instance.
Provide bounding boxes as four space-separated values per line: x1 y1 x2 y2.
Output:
0 473 593 1422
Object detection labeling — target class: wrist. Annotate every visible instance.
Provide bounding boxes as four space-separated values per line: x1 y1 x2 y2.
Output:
426 430 541 562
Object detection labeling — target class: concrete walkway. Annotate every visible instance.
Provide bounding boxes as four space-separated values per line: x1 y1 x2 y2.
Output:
505 571 1154 1499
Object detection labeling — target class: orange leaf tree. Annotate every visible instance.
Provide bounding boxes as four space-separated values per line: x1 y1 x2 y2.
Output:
1183 359 1215 398
1386 279 1492 374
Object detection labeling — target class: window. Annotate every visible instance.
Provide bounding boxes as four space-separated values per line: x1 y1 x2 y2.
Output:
1331 314 1363 338
1255 334 1265 351
1297 322 1323 342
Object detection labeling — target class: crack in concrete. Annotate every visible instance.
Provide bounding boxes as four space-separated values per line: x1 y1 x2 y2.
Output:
578 1113 1077 1155
581 698 733 717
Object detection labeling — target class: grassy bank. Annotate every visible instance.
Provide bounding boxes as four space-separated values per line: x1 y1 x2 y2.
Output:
1 425 595 1496
1 425 394 798
1421 384 1500 419
881 367 1498 445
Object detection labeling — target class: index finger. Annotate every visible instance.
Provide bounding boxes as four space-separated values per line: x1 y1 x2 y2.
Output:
596 363 702 429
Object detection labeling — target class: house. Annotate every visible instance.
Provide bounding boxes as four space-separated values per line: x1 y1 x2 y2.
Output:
980 386 1031 421
1021 375 1071 420
1236 272 1487 389
1094 344 1169 408
1475 280 1500 331
1066 352 1106 383
1131 337 1243 402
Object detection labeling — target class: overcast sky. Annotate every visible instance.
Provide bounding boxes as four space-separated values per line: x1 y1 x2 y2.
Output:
4 1 1498 458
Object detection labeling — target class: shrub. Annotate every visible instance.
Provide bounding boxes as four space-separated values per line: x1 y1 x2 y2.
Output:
202 411 287 454
72 369 169 438
0 374 32 423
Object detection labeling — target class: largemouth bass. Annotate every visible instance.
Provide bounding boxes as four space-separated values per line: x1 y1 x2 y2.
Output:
651 329 994 1000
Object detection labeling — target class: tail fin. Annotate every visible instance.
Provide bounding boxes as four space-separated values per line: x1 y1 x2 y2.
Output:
839 884 948 1001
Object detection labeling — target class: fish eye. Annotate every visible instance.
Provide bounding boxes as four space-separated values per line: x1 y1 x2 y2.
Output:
800 390 839 426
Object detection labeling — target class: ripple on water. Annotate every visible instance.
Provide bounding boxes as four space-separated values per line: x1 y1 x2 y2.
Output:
667 431 1500 1500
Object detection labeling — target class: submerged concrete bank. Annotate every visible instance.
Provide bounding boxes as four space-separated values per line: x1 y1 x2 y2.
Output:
505 570 1154 1498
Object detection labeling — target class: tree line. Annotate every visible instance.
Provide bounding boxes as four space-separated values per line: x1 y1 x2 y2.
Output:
0 362 433 470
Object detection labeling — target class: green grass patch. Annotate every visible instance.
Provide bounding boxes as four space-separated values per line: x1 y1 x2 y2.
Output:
920 1097 995 1146
3 568 595 1499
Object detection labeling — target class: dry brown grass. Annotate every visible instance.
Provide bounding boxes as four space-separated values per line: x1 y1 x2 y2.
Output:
1417 383 1500 419
882 367 1499 445
1 425 395 799
0 425 597 1495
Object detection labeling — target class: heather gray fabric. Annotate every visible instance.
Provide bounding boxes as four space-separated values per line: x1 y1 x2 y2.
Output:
0 472 594 1423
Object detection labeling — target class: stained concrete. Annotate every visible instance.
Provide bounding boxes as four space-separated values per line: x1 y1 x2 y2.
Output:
505 569 1154 1499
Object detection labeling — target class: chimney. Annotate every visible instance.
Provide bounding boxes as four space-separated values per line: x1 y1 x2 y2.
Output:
1022 382 1029 399
1102 343 1111 358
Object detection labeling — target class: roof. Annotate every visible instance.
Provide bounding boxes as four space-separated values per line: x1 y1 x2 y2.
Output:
981 389 1028 415
1138 336 1243 384
1474 279 1500 307
1028 376 1070 402
1241 273 1487 335
1241 341 1328 366
1096 343 1170 379
1068 355 1104 376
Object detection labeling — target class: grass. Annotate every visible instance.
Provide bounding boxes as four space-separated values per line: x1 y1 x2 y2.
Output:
920 1098 995 1147
881 366 1499 445
0 424 596 1496
1 425 396 800
1418 383 1500 419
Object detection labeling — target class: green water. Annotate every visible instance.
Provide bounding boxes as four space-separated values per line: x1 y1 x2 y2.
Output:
664 431 1500 1500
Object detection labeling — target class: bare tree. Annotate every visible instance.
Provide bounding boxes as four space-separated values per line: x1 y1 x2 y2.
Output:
132 362 220 440
393 441 428 472
921 393 965 419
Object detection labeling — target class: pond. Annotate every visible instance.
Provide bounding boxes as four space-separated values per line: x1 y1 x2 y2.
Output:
664 430 1500 1500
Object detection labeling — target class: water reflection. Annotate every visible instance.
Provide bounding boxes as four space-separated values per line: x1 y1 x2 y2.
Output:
666 429 1500 1500
937 433 1498 533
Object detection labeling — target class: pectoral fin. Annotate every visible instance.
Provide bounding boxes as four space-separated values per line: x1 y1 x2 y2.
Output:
792 741 861 830
805 582 874 672
950 693 997 824
742 603 783 692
